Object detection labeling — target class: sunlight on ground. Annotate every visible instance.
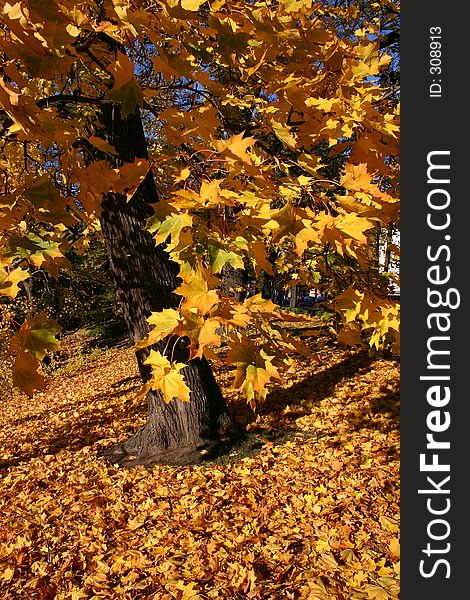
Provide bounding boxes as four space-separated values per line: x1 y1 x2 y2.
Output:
0 333 399 599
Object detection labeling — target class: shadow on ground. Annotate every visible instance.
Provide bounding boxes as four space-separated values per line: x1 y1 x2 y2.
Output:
82 319 130 351
1 346 399 470
0 375 143 470
228 348 399 452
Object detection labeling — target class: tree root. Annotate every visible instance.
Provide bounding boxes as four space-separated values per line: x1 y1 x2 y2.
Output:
98 427 245 468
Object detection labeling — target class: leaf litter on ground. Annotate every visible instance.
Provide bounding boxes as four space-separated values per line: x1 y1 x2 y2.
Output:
0 326 399 599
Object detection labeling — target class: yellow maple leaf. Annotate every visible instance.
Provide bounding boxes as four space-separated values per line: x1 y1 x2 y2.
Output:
134 308 181 350
176 270 220 315
9 313 61 360
1 568 15 582
199 179 221 206
180 312 222 359
336 213 373 244
379 515 399 533
216 132 256 163
12 352 46 397
128 515 146 530
389 537 400 558
249 239 274 276
144 350 190 403
271 120 297 149
87 136 118 156
228 338 281 403
150 212 193 247
108 54 144 118
267 201 304 243
294 224 321 256
243 293 277 314
364 584 389 600
174 167 191 183
0 264 30 298
221 302 252 328
181 0 205 11
340 163 378 195
113 159 150 201
243 361 280 400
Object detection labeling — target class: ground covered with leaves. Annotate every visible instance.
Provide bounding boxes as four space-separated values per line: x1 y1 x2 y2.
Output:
0 329 399 600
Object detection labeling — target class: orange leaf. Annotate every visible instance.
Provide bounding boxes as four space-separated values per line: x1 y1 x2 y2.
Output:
12 352 46 397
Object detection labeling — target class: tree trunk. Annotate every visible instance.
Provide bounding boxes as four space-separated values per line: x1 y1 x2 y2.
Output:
261 271 274 301
289 285 297 309
96 106 233 467
220 264 248 301
260 250 277 301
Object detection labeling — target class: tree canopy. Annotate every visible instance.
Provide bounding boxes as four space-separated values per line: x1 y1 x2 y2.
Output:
0 0 400 406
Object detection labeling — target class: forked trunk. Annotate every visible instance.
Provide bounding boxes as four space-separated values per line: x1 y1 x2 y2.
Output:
96 106 233 467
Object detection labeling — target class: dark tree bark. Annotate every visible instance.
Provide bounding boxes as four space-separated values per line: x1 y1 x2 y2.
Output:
95 106 234 467
260 250 277 302
261 271 275 301
219 264 248 302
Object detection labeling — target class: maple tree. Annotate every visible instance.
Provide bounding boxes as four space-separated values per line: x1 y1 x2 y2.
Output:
0 0 399 465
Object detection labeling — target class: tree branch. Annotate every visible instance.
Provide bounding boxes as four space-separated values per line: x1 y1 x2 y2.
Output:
36 94 111 109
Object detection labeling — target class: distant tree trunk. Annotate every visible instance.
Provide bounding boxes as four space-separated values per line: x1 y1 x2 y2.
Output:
289 285 297 309
261 272 274 301
260 250 277 301
96 106 233 467
384 224 394 273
